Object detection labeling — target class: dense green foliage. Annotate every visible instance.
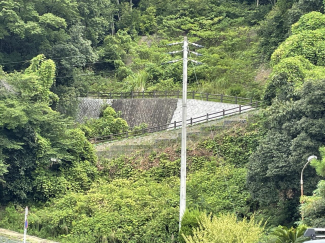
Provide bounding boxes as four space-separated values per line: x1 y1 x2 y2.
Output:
3 0 325 241
183 213 264 243
81 105 129 138
258 0 324 60
264 11 325 105
300 148 325 227
269 225 308 243
0 55 98 203
0 0 274 104
0 125 260 242
248 80 325 225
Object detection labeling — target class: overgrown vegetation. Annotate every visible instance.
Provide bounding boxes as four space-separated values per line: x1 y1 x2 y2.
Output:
0 0 273 104
3 0 325 242
0 122 261 242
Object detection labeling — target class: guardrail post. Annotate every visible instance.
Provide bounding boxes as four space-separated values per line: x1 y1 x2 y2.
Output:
142 91 144 98
206 113 209 122
174 121 176 129
206 93 209 101
120 92 123 99
190 117 193 126
239 105 242 113
153 91 155 98
131 91 133 99
97 92 100 98
109 92 112 99
192 91 195 99
142 127 145 135
220 94 223 103
223 109 225 116
250 97 253 106
235 96 237 104
255 101 258 108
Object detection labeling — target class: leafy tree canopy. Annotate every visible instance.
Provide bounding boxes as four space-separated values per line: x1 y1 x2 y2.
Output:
0 55 98 203
264 11 325 105
248 79 325 225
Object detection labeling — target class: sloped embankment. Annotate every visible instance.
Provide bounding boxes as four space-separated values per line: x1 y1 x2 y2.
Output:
96 112 254 160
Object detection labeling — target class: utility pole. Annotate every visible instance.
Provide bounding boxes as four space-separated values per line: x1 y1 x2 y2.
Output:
164 37 203 230
180 36 188 229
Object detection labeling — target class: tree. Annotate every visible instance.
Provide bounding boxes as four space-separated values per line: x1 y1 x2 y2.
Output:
248 80 325 225
258 0 323 60
0 55 98 203
300 148 325 227
264 11 325 105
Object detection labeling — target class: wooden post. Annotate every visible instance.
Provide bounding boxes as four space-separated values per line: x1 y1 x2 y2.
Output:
126 131 128 138
142 91 144 98
177 90 180 98
206 93 209 101
174 121 176 129
221 94 223 103
109 92 112 99
239 105 242 113
131 91 133 99
192 91 195 99
250 97 253 106
206 113 209 122
235 96 237 104
223 109 225 116
190 117 193 126
165 91 167 98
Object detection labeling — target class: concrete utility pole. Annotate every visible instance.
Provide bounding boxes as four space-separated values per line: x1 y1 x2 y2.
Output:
164 37 203 230
179 36 188 229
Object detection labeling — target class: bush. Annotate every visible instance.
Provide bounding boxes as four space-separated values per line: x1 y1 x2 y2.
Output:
183 213 265 243
179 209 203 243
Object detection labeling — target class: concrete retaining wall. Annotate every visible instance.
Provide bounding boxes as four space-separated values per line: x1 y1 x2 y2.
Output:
77 97 248 128
77 98 178 128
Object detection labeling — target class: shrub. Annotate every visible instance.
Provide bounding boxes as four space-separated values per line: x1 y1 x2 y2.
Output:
183 213 265 243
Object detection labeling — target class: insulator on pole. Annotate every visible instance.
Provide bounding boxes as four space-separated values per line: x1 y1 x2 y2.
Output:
167 50 183 55
161 59 182 65
189 59 203 65
189 42 204 48
189 51 203 56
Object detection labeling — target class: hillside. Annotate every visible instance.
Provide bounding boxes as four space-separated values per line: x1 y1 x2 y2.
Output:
2 0 325 242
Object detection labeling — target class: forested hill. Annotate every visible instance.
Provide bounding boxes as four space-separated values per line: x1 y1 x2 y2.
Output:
0 0 271 105
2 0 325 242
1 0 321 103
